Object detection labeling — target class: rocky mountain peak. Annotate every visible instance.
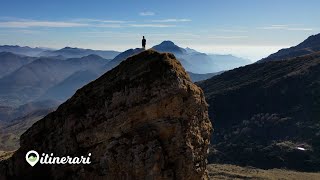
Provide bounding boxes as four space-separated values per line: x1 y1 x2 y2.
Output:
1 49 212 179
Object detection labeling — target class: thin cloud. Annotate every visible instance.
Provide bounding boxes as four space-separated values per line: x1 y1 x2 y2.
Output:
0 21 88 28
139 12 155 16
208 36 248 39
94 24 124 28
287 28 314 31
130 24 176 28
80 31 138 38
151 19 191 23
13 29 44 34
73 18 130 23
258 24 313 31
217 29 248 33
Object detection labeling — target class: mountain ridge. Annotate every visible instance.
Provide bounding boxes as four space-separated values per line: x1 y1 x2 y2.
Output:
259 33 320 62
198 51 320 171
40 46 120 59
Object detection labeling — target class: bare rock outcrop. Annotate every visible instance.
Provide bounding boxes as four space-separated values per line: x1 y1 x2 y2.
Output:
1 50 212 179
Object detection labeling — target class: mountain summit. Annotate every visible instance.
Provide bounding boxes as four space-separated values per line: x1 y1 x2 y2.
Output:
152 40 187 54
1 50 212 179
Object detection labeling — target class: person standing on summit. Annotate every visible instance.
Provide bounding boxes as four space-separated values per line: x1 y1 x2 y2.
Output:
142 36 146 49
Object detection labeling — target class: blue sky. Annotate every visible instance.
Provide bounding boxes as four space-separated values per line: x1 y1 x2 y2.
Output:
0 0 319 60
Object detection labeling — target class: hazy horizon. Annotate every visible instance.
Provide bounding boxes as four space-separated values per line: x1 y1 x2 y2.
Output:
0 0 319 61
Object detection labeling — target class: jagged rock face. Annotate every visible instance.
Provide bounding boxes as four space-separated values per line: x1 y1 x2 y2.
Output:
1 50 212 179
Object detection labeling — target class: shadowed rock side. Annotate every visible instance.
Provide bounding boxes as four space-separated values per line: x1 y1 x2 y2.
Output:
198 52 320 171
0 50 212 180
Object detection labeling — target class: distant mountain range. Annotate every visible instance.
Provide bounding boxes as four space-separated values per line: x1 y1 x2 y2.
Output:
100 41 251 74
153 41 251 73
0 45 47 57
0 45 120 59
259 33 320 62
2 34 319 110
0 42 250 73
39 47 120 59
0 55 109 107
0 41 252 120
0 52 36 78
39 70 99 101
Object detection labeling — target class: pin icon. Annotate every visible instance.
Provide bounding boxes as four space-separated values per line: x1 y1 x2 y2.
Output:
26 150 39 167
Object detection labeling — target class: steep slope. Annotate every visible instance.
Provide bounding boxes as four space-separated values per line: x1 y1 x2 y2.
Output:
198 52 320 171
1 50 212 179
259 33 320 62
40 47 120 59
0 52 35 78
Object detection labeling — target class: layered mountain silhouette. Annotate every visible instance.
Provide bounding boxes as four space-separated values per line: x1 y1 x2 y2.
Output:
39 70 99 101
0 55 108 106
0 32 320 178
40 47 120 59
153 41 250 73
0 45 47 57
0 50 212 179
1 41 243 107
198 51 320 171
99 41 250 74
259 33 320 62
1 41 236 113
0 52 36 78
0 45 121 59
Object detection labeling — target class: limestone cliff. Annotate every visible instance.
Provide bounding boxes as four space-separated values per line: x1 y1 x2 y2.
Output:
0 50 212 179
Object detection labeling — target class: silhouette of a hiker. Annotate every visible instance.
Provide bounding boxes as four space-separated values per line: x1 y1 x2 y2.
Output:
142 36 146 49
